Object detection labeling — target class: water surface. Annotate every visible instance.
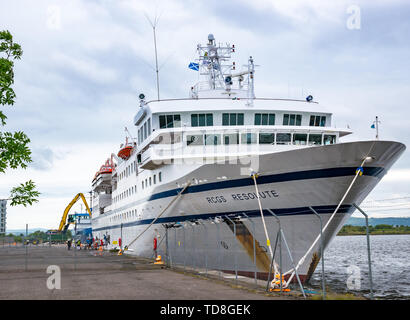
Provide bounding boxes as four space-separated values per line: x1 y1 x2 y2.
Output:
310 234 410 299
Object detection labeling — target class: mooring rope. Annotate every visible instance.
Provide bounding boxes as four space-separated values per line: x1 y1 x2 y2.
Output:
126 181 191 249
286 141 377 283
251 173 279 275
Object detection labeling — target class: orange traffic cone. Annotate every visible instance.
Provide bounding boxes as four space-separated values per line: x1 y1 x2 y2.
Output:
154 255 164 265
269 274 291 292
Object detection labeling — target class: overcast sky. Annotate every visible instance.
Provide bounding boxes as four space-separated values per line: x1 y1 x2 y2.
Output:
1 0 409 229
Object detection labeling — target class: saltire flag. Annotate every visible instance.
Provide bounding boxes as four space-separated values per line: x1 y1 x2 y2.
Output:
371 123 375 129
188 62 199 71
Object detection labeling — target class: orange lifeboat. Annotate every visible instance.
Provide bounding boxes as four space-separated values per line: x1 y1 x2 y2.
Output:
92 157 115 181
118 145 133 160
117 137 134 160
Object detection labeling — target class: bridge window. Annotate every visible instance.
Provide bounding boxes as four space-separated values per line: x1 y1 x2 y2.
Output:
159 172 162 182
309 115 326 127
293 133 307 145
283 114 302 126
205 134 221 145
159 114 181 129
223 113 244 126
259 133 275 144
255 113 275 125
324 134 336 145
187 134 204 146
191 113 213 127
240 133 257 144
276 133 291 145
223 133 239 145
143 122 147 140
308 134 322 145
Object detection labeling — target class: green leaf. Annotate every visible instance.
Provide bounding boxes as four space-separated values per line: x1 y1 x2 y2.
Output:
0 30 38 208
9 180 40 207
0 130 32 172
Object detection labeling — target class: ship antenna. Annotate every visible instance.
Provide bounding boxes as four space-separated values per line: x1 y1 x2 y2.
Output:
145 13 161 101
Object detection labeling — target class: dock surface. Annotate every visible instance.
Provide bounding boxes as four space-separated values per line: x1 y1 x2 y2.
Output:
0 245 294 300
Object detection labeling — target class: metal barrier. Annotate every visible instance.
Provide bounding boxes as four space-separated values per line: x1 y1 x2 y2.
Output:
309 206 326 300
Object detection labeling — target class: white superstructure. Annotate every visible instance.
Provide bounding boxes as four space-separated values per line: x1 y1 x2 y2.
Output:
91 35 405 286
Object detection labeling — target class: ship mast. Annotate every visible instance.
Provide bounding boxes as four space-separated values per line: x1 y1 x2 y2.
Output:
194 34 256 103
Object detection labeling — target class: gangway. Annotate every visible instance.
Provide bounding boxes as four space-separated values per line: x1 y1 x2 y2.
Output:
58 193 92 233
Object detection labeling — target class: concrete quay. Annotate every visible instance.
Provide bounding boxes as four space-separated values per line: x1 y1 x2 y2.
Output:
0 245 299 300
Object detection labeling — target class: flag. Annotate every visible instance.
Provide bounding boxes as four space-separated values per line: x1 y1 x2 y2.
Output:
371 124 375 129
188 62 199 71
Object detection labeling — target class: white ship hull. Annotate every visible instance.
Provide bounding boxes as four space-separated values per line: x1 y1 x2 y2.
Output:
92 140 405 282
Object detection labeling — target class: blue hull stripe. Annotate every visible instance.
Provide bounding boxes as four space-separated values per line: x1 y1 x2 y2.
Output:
145 166 384 202
93 204 355 232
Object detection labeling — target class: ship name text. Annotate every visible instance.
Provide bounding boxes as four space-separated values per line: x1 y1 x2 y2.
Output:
206 190 279 204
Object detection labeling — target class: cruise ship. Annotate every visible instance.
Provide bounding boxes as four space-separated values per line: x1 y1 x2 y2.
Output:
90 34 405 288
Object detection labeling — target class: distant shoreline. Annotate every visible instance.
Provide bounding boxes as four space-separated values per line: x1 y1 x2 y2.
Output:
337 224 410 236
337 232 410 236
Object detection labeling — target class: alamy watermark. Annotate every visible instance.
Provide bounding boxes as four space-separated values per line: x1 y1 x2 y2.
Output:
147 131 261 177
46 265 61 290
346 265 361 290
346 5 361 30
46 5 61 30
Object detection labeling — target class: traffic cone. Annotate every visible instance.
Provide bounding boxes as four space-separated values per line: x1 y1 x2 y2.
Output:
154 255 164 265
269 274 290 292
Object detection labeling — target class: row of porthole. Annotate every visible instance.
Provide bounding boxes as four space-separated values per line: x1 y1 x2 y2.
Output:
142 172 162 190
114 172 163 202
110 208 140 223
118 161 137 182
113 185 138 203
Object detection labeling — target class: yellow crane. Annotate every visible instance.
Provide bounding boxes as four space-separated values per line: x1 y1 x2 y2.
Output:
57 193 92 232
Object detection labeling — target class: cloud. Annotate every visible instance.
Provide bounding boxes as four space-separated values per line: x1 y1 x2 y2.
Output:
29 147 56 171
383 169 410 182
50 52 119 85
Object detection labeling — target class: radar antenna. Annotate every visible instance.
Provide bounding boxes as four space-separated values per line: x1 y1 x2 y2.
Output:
192 34 257 103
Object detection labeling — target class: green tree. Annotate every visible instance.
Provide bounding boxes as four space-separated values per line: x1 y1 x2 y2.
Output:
0 30 40 206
